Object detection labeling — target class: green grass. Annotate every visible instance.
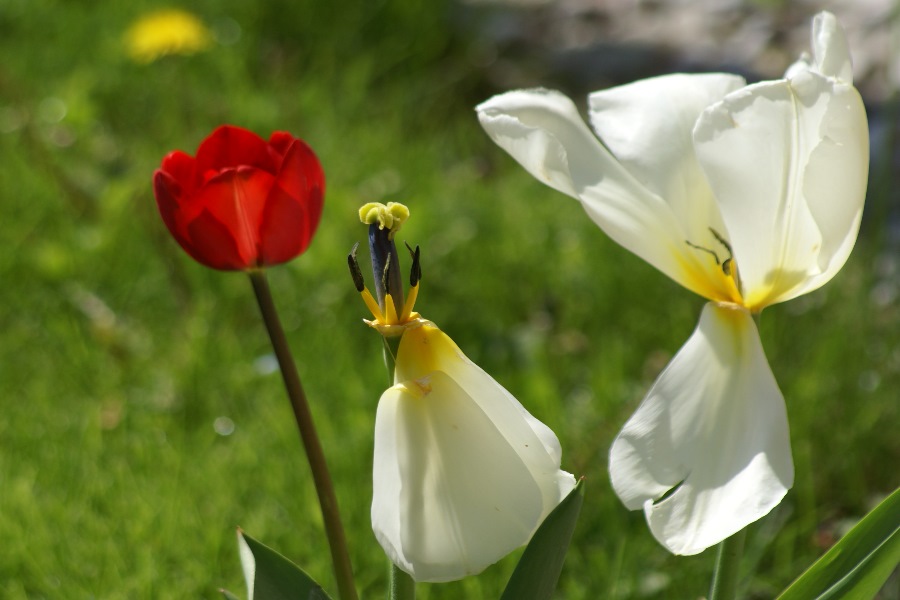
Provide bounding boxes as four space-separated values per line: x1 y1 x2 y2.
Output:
1 1 897 598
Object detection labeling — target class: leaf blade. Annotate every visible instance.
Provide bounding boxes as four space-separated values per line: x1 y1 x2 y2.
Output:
500 478 585 600
237 529 334 600
777 486 900 600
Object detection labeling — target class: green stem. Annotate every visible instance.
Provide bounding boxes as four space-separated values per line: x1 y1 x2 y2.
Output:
389 562 416 600
249 270 358 600
381 334 416 600
709 528 747 600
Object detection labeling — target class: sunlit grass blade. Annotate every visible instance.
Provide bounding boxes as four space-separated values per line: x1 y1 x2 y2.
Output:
500 478 585 600
777 485 900 599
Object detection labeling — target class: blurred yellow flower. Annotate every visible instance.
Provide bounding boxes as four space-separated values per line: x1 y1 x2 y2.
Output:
125 9 212 63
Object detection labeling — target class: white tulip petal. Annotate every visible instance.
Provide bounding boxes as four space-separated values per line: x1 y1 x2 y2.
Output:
588 73 744 243
809 11 853 82
477 89 722 299
693 73 868 309
373 322 576 582
784 52 813 80
609 303 793 555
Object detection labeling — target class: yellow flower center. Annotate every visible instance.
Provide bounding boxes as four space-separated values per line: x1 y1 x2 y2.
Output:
681 227 746 308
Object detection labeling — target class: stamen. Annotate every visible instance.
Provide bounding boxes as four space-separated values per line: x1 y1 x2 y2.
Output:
400 283 419 322
405 242 421 287
722 258 733 277
685 240 721 265
380 252 395 313
709 227 733 255
347 242 365 292
384 293 399 324
360 287 385 323
709 227 742 292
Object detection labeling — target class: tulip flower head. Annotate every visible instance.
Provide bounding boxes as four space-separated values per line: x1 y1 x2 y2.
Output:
477 12 868 555
350 202 576 582
153 125 324 271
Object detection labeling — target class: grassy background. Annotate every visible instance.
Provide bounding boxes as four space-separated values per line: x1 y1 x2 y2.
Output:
1 0 897 598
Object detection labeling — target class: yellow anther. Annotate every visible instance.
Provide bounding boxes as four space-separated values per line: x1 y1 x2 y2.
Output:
359 202 410 238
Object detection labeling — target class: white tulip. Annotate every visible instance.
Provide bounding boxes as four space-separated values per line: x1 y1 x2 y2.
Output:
372 320 576 582
353 202 576 580
477 12 868 555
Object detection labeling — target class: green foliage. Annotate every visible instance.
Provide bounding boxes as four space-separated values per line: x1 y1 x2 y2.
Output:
778 486 900 600
225 531 332 600
501 480 585 600
0 0 897 598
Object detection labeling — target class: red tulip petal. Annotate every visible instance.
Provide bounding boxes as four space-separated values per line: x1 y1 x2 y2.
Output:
275 138 325 214
195 125 276 175
257 186 315 266
268 131 296 159
153 169 193 250
185 208 249 270
192 166 276 267
257 139 325 265
159 150 198 194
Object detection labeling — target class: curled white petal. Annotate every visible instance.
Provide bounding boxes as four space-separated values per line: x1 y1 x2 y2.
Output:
784 12 852 82
588 73 743 245
373 322 576 582
694 72 868 309
477 88 727 300
810 11 853 82
609 303 793 555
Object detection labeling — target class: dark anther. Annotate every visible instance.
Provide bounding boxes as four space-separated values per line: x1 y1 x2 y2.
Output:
381 252 392 297
722 258 733 277
709 228 733 255
405 242 422 287
685 240 720 265
347 242 365 292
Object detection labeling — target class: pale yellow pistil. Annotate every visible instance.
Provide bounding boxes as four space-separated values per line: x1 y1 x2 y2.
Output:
359 202 410 238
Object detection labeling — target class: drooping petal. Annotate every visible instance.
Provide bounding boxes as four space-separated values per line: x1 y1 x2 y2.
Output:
693 73 868 310
373 322 575 582
609 303 793 555
477 89 726 300
588 73 744 245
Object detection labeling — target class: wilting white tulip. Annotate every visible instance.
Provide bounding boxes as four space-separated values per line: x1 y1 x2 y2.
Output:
372 320 576 582
352 202 576 581
477 12 868 555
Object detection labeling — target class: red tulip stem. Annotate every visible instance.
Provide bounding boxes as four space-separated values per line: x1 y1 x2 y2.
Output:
249 270 358 600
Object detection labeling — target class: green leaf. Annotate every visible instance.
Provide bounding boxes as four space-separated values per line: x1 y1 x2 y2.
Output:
221 589 241 600
777 486 900 600
235 529 334 600
500 478 585 600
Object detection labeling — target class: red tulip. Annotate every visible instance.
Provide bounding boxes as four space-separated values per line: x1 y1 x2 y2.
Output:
153 125 324 270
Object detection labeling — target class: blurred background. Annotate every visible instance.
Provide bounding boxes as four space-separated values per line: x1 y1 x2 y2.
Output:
1 0 897 597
